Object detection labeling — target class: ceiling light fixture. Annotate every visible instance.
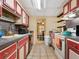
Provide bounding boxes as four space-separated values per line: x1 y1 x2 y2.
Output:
44 0 46 8
31 0 46 10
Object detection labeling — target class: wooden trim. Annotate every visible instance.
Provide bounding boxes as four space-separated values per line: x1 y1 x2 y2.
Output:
0 43 16 52
57 12 63 17
57 20 64 23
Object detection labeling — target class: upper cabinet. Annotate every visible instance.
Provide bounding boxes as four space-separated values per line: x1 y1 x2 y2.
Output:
0 1 2 16
70 0 78 11
3 0 15 10
22 11 26 25
16 1 22 15
26 14 29 27
63 2 69 15
22 11 29 26
63 0 79 15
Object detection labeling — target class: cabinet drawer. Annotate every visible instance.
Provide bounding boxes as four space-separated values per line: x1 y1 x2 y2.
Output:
0 43 16 59
67 40 74 47
18 36 28 48
67 40 79 50
8 51 16 59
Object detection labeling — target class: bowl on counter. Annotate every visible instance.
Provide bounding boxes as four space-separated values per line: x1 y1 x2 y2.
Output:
0 31 4 37
62 31 72 36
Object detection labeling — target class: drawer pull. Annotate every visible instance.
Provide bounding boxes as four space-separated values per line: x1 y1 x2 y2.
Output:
5 52 9 55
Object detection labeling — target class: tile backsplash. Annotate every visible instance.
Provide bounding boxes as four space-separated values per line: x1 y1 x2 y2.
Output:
0 20 15 35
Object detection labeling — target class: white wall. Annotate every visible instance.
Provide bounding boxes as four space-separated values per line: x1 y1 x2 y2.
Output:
29 16 37 44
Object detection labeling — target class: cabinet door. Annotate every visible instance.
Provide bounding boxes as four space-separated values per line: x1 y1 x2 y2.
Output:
16 2 22 15
22 11 26 25
70 0 78 11
63 2 69 15
4 0 15 10
19 46 24 59
8 51 17 59
0 43 16 59
69 49 79 59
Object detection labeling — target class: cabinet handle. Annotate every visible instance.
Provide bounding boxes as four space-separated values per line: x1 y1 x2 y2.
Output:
4 52 9 55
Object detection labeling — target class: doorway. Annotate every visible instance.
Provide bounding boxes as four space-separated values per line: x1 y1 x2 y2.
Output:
37 18 46 41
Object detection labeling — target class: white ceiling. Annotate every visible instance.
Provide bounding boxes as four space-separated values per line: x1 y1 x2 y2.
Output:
18 0 68 16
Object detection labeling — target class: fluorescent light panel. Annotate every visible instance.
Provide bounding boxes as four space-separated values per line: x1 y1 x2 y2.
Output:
36 0 41 10
31 0 46 10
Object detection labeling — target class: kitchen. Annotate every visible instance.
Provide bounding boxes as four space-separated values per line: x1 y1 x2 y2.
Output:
50 0 79 59
0 0 33 59
0 0 79 59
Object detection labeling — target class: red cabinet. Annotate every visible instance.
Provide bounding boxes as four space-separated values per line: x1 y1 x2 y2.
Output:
66 39 79 59
3 0 16 11
22 11 29 26
0 43 17 59
63 2 70 15
63 0 79 15
18 35 29 59
16 1 22 16
22 11 26 25
8 52 16 59
70 0 79 11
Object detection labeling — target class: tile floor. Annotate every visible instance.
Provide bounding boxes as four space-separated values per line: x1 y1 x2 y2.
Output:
27 42 58 59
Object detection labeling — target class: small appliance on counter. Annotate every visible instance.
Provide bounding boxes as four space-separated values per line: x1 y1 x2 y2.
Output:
0 31 4 37
62 31 72 36
15 24 29 34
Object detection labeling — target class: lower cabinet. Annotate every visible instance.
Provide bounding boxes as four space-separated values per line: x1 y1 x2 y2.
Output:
0 43 17 59
18 35 29 59
26 41 29 56
69 49 79 59
8 51 17 59
0 35 29 59
19 46 25 59
67 39 79 59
